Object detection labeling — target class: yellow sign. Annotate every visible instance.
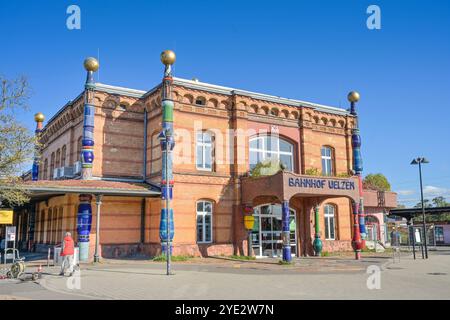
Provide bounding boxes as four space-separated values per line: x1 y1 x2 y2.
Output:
244 215 255 230
0 210 13 224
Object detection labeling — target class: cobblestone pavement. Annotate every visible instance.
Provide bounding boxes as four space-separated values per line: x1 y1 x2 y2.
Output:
2 250 449 300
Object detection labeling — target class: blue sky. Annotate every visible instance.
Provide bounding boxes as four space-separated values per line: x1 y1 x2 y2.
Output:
1 0 449 207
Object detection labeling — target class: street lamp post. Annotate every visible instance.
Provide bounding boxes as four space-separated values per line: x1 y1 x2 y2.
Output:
411 157 429 259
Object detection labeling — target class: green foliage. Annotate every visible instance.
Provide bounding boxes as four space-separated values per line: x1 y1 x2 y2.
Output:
305 168 350 178
431 196 450 207
0 76 35 206
152 254 193 262
412 196 450 222
250 159 283 177
414 199 433 208
305 168 320 176
336 172 351 178
363 173 391 191
321 251 330 257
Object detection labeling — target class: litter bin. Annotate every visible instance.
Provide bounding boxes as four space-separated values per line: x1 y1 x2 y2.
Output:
53 246 79 267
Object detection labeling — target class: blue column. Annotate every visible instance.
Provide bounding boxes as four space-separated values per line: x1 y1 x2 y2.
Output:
77 194 93 261
282 200 292 262
32 113 45 181
77 57 99 261
349 93 367 244
159 51 176 256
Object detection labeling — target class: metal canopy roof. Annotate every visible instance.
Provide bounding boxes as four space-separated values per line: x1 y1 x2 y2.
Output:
0 180 161 199
389 206 450 221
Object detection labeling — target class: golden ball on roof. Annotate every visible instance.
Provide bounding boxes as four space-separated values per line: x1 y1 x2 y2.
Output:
34 112 45 122
160 50 176 65
347 91 360 103
83 57 99 72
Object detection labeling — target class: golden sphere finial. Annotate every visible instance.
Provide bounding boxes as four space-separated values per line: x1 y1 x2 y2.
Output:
347 91 360 103
83 57 99 72
160 50 176 65
34 112 45 123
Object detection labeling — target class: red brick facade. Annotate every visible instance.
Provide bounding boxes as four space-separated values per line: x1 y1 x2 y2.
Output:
21 78 385 259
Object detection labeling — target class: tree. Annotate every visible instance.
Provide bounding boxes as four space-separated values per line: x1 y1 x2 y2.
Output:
431 196 450 207
363 173 391 191
0 76 35 206
414 199 433 208
414 197 449 209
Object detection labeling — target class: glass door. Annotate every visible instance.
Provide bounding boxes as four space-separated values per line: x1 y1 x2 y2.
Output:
252 204 297 258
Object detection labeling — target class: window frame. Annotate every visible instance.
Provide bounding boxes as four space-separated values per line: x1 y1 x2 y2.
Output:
321 146 334 176
195 131 214 171
43 158 48 180
61 145 66 167
196 200 213 244
324 204 336 240
249 135 294 172
50 152 55 180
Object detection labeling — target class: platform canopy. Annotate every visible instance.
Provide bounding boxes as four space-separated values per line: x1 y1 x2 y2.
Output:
0 179 161 201
389 207 450 222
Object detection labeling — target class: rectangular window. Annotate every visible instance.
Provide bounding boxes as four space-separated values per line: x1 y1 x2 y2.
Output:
324 205 336 240
196 132 213 171
321 147 333 176
196 201 213 243
435 226 444 243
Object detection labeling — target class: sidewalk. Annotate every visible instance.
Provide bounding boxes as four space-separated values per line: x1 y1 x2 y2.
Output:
36 254 396 300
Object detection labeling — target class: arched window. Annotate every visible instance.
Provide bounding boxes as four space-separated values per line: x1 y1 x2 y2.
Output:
195 96 206 106
61 145 66 167
50 152 55 180
196 200 213 243
40 210 45 243
321 146 334 176
47 208 52 244
43 159 48 180
77 136 82 163
55 149 61 168
196 131 213 171
58 207 64 243
324 204 336 240
249 135 294 171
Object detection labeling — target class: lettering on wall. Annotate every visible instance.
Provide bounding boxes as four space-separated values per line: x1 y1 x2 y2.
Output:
288 177 356 191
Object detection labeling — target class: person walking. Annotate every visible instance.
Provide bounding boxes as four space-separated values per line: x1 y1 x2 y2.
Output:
59 232 75 276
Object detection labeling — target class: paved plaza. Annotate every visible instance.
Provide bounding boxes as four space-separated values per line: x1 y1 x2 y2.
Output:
1 250 449 300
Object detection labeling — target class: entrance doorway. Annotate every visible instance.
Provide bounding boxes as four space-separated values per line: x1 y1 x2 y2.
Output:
251 204 297 258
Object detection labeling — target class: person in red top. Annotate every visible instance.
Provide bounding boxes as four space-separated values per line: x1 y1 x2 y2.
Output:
59 232 75 276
